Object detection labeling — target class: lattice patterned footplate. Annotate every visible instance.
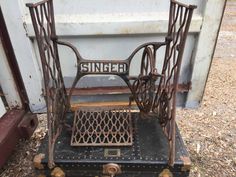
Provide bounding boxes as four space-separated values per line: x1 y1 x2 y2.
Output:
71 106 133 146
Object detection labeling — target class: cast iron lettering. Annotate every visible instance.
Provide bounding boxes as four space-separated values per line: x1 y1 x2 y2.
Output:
79 62 128 74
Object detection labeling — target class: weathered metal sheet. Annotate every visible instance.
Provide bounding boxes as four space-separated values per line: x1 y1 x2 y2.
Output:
1 0 46 112
185 0 227 108
0 0 226 113
24 0 203 37
0 40 22 109
35 113 192 177
25 13 202 37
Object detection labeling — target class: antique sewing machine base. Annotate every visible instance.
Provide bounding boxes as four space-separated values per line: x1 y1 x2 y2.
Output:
26 0 196 176
35 112 191 177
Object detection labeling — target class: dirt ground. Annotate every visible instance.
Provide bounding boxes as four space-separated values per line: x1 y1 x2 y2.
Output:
0 1 236 177
178 1 236 176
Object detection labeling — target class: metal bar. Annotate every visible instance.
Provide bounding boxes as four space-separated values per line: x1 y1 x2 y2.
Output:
65 83 191 96
26 0 50 8
171 0 197 9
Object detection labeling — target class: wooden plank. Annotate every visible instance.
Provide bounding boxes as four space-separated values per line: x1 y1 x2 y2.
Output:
70 101 137 111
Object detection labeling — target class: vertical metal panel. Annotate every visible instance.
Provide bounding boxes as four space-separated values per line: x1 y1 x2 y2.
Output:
24 0 203 36
186 0 227 108
1 0 46 112
24 0 203 14
0 40 22 108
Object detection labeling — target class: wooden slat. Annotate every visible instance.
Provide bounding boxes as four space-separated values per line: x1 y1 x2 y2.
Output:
70 101 137 111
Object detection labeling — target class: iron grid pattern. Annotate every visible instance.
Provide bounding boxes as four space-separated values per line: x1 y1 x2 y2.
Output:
71 106 133 146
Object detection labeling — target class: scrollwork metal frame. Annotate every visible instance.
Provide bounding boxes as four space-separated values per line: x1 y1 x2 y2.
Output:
26 0 196 168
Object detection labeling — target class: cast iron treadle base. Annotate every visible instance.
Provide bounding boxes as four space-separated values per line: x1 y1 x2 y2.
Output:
36 113 191 177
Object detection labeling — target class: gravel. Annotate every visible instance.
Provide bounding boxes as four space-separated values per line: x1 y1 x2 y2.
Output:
177 57 236 177
178 1 236 176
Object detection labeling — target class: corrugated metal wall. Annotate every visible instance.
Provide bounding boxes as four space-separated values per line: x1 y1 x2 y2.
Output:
0 0 226 112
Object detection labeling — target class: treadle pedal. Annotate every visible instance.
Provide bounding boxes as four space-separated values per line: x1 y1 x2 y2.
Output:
71 106 133 146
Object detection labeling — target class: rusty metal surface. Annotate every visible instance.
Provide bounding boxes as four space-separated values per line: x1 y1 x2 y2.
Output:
56 40 167 114
71 106 133 146
26 0 68 168
18 113 38 139
152 1 196 165
65 83 191 96
37 113 192 177
26 0 196 167
0 109 37 167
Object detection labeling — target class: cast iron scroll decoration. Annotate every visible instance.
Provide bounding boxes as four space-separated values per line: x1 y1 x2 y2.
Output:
67 41 165 147
62 41 168 114
26 0 68 168
152 1 196 165
26 0 196 168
